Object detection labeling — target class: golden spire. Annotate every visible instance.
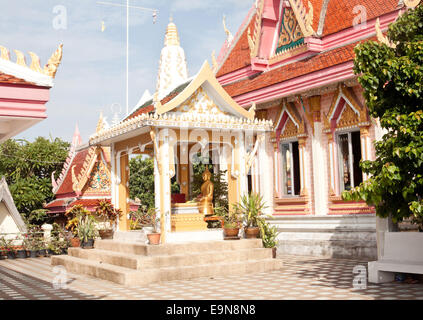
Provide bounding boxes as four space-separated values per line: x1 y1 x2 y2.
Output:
164 16 180 46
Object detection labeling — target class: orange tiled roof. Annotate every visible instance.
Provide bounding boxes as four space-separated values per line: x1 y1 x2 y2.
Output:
322 0 398 36
55 149 90 195
217 0 399 78
216 13 258 78
0 71 35 85
223 37 376 98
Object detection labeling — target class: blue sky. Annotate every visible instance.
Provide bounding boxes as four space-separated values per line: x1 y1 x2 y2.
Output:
0 0 253 143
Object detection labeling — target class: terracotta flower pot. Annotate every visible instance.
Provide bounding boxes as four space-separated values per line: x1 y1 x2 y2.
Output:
99 229 114 240
223 228 240 238
147 233 161 245
245 227 260 239
70 238 80 248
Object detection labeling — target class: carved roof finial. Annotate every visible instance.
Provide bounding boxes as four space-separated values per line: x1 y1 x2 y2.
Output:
44 44 63 78
0 46 10 60
223 15 234 46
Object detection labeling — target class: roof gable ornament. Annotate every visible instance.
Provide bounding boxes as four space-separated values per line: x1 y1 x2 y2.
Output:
404 0 421 7
223 15 234 47
375 18 397 49
248 0 314 60
247 0 265 58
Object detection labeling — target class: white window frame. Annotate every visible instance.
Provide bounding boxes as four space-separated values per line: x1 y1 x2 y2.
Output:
336 130 361 192
280 139 299 197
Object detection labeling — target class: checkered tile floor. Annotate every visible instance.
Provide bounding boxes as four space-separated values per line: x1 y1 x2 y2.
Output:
0 255 422 300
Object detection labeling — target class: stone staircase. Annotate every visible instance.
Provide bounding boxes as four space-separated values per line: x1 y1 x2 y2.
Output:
51 239 282 286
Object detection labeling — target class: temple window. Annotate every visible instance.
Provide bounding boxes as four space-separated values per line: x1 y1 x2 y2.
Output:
336 131 363 192
280 140 301 196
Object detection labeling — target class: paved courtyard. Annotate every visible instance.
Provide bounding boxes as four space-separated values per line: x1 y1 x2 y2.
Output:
0 255 422 300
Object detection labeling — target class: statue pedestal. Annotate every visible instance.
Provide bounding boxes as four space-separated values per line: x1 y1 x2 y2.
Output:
171 203 208 232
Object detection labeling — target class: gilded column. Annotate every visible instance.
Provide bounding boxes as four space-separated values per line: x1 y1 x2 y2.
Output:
298 137 308 197
118 153 130 231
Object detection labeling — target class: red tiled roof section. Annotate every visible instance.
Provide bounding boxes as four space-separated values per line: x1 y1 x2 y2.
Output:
308 0 324 32
322 0 398 36
0 71 34 85
55 149 90 195
216 13 257 78
44 199 66 209
224 37 374 98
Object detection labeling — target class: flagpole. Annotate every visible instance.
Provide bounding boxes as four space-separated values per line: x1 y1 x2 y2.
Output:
126 0 129 116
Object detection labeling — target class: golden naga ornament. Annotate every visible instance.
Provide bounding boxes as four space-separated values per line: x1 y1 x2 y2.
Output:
44 44 63 78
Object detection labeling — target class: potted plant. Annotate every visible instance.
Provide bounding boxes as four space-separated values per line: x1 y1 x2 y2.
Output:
95 200 122 239
36 239 47 257
259 220 280 258
23 234 38 258
14 235 27 259
0 237 15 259
140 208 161 245
237 193 267 239
222 207 242 239
65 205 91 247
76 215 98 249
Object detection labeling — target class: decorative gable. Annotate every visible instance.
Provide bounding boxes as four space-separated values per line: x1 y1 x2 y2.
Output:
276 6 304 54
84 160 111 195
175 87 228 116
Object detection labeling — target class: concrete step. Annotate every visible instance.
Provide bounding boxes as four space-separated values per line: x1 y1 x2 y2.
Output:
51 254 283 286
67 247 273 270
94 239 263 256
113 231 147 243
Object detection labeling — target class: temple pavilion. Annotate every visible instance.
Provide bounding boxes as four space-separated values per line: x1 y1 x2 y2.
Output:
45 122 139 223
88 20 274 243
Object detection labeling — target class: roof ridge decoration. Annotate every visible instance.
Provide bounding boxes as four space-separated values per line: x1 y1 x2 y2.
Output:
248 0 265 58
289 0 315 37
52 124 83 193
223 15 234 48
0 44 63 79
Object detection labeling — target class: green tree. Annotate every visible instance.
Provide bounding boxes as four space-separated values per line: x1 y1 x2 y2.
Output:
342 6 423 224
0 137 70 219
129 156 155 209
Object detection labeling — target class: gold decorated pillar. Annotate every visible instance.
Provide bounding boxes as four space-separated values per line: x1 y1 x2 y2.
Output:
118 153 130 231
298 137 308 197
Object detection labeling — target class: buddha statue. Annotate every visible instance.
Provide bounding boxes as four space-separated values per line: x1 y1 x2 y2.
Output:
197 167 214 216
